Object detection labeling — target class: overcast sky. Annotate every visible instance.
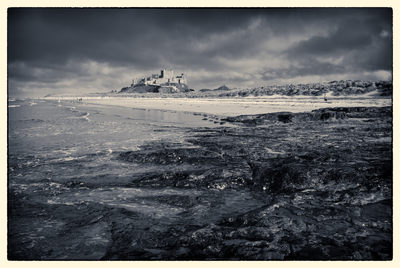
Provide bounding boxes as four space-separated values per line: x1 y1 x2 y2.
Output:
8 8 392 97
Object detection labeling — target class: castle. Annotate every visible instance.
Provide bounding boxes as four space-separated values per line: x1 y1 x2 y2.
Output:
131 69 186 87
120 69 190 93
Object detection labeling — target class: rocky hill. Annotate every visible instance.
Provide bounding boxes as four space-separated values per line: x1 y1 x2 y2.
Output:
199 85 231 92
120 82 191 94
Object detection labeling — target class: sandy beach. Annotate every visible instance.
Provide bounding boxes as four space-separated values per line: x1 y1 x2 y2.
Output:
66 96 393 117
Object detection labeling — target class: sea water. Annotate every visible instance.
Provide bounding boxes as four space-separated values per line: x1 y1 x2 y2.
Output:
8 98 217 185
8 99 230 224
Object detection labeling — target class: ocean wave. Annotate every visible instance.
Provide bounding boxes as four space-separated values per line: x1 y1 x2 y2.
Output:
63 156 80 162
52 148 78 155
80 112 90 121
64 105 91 121
65 111 90 121
51 155 88 163
8 105 21 108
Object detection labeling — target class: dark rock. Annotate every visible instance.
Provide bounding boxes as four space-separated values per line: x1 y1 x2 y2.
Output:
215 85 230 91
223 106 391 125
120 84 160 93
277 113 293 123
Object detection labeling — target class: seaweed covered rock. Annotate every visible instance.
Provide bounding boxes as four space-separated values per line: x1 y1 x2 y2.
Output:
223 106 391 125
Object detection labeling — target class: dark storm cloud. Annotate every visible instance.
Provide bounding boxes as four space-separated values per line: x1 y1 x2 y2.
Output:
277 9 392 82
8 8 392 96
290 20 374 55
288 14 390 56
8 8 263 66
9 8 386 67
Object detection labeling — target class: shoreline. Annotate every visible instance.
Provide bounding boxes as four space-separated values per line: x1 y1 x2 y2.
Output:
44 96 392 117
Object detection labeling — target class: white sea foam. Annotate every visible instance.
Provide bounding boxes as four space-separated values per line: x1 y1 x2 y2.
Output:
49 182 63 188
80 112 90 121
62 156 85 161
265 147 285 155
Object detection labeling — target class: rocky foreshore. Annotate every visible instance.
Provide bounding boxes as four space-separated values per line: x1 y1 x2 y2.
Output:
224 106 392 125
117 106 392 260
9 106 392 260
115 106 392 259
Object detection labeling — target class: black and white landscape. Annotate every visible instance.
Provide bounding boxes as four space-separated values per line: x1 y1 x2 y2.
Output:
8 8 392 260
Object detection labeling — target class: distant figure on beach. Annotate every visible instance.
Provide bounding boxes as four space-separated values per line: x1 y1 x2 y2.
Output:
324 93 328 102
